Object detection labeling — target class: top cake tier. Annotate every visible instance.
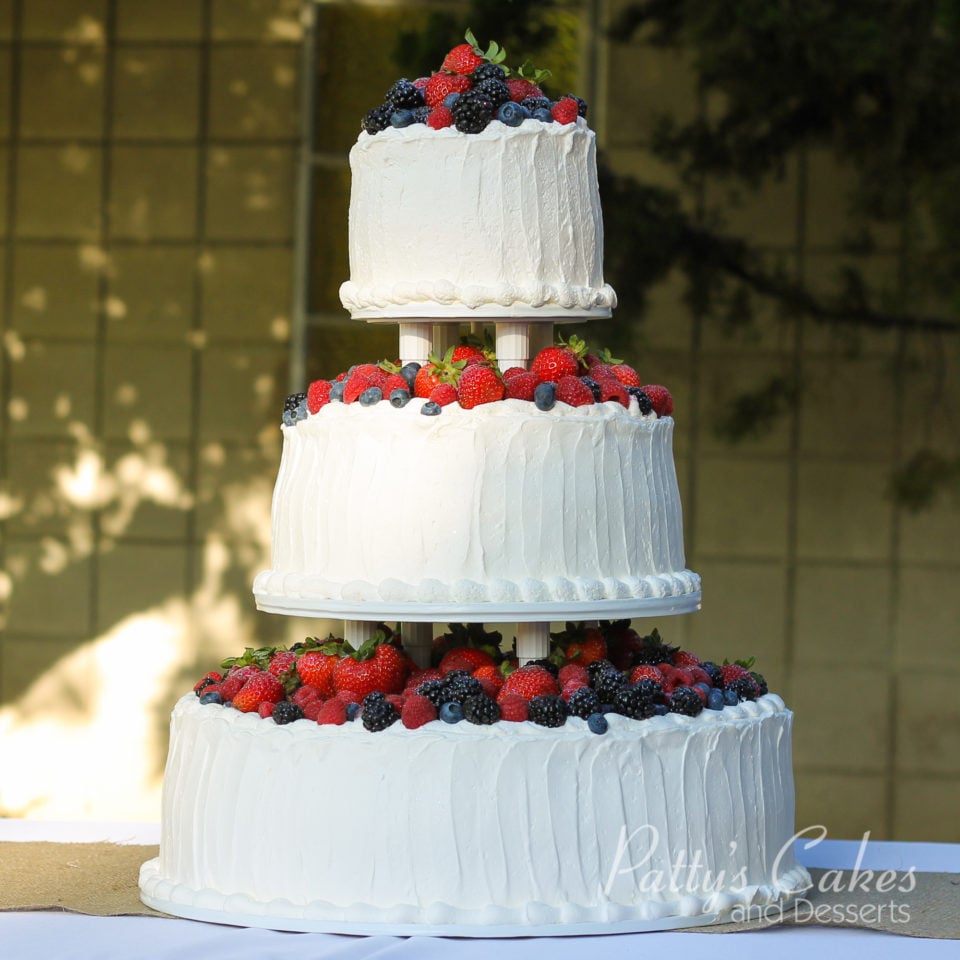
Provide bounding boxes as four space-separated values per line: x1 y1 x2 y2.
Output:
338 118 618 320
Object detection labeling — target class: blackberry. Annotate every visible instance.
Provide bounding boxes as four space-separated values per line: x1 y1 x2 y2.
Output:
592 667 627 703
612 683 659 720
443 674 482 704
362 697 399 731
283 392 306 414
385 78 425 111
472 78 509 108
587 659 617 680
272 701 304 725
627 387 654 415
463 694 500 725
528 695 569 728
567 686 601 720
451 90 494 134
525 658 559 678
471 63 507 83
751 672 769 696
580 377 602 402
521 97 551 113
669 686 703 717
631 635 677 666
361 103 393 135
282 392 307 426
726 676 758 702
416 678 448 708
564 93 588 117
700 661 723 687
412 105 431 124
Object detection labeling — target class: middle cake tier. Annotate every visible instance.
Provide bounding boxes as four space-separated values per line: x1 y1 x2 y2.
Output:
254 397 700 610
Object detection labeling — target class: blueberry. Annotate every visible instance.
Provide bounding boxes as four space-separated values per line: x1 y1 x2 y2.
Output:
281 409 297 426
442 93 460 109
440 701 464 724
497 101 524 127
694 682 712 696
329 381 346 402
652 703 669 716
345 702 361 721
390 109 415 128
421 401 442 416
533 108 554 123
707 688 725 711
359 386 383 406
199 691 223 705
389 387 411 408
587 713 608 734
723 688 739 706
534 381 557 411
399 361 421 391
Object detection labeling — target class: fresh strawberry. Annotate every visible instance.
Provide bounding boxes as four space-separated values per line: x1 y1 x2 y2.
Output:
564 627 608 666
451 344 488 366
316 698 347 725
302 699 323 721
498 693 529 721
232 671 285 713
641 384 674 417
307 379 332 414
440 646 496 675
504 371 540 401
442 43 484 75
219 665 260 702
472 663 504 694
501 366 528 381
506 77 543 102
427 106 454 130
343 369 372 403
258 701 276 719
558 663 590 687
555 375 595 407
401 694 437 729
610 363 641 388
720 663 752 686
458 364 504 409
630 664 664 685
413 349 464 397
366 367 390 390
497 665 560 704
296 650 339 697
424 72 472 107
268 650 296 678
429 382 459 406
551 96 580 124
673 650 701 668
530 346 581 382
333 634 410 699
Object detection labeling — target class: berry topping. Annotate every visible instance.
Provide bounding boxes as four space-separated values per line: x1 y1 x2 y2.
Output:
587 713 609 734
424 72 472 108
272 701 304 725
533 381 557 410
429 382 459 407
551 96 580 125
555 375 595 407
463 693 501 724
528 694 569 728
401 694 438 730
439 701 464 724
427 105 454 130
361 694 399 732
497 664 559 703
668 686 704 717
306 379 332 414
457 364 505 409
385 78 426 111
641 384 674 417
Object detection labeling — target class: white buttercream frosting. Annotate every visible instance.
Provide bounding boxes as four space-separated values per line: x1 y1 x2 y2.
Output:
338 119 617 319
254 398 700 608
141 694 810 930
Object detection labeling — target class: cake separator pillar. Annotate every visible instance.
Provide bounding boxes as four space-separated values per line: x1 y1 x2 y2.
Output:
516 621 550 664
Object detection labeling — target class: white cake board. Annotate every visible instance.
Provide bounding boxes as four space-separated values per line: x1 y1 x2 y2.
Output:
253 592 702 622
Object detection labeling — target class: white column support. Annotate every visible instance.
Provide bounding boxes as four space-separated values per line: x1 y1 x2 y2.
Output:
401 622 433 668
494 321 530 372
343 620 371 649
516 621 551 664
398 322 433 366
431 322 457 358
529 321 555 356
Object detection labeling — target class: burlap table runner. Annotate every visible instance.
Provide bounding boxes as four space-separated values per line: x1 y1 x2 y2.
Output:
1 841 957 937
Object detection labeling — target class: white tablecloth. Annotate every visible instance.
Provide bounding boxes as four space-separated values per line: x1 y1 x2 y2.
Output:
1 820 957 959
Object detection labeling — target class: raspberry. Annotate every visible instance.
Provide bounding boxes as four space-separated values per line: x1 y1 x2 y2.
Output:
498 693 529 722
551 96 580 124
641 384 674 417
257 701 275 719
506 77 543 102
504 371 540 401
343 369 372 404
501 366 528 381
302 699 322 721
426 106 454 130
555 375 595 407
307 379 332 414
558 664 590 687
401 694 438 729
316 698 347 725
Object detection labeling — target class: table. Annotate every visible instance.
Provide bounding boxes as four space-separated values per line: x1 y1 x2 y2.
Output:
1 820 957 959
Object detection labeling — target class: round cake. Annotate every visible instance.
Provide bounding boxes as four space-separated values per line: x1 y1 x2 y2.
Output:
253 396 700 616
339 119 617 320
139 692 809 935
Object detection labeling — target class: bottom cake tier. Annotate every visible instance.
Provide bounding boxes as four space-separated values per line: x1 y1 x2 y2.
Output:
140 693 811 935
